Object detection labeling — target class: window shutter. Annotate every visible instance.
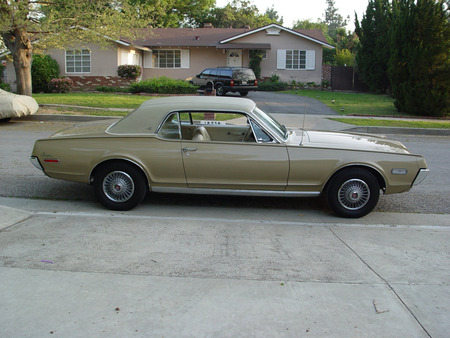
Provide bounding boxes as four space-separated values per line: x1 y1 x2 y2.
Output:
181 50 190 69
277 50 286 70
306 50 315 70
143 51 153 69
120 51 128 65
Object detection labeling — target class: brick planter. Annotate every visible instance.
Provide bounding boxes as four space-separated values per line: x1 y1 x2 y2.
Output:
67 76 135 91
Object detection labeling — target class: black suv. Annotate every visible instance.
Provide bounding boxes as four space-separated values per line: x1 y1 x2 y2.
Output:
192 67 258 96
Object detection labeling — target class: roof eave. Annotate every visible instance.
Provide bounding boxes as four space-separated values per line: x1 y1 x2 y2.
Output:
219 23 335 49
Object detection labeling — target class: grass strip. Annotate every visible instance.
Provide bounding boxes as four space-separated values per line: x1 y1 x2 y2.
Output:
33 93 156 109
330 118 450 129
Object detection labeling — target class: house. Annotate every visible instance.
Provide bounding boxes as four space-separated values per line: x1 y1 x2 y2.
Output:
1 24 333 92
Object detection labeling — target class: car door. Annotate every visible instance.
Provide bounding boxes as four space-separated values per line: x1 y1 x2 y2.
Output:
181 113 289 191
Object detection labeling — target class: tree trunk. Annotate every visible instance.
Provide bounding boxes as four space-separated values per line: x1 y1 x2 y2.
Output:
2 29 33 96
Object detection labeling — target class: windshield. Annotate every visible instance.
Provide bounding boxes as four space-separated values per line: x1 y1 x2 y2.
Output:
252 107 288 141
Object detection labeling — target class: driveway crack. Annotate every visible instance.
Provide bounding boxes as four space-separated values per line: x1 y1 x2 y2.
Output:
327 226 432 338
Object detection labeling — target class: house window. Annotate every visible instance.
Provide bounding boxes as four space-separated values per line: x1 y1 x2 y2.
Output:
286 50 306 69
66 49 91 73
154 50 181 68
277 50 315 70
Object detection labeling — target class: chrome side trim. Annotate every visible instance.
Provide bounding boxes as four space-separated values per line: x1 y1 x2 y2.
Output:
30 156 43 171
151 186 320 197
412 168 429 186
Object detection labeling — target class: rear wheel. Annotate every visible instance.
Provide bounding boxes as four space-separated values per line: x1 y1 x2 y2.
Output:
215 84 225 96
326 168 380 218
94 162 147 211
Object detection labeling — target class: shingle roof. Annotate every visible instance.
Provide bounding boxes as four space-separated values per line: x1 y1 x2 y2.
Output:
128 24 331 49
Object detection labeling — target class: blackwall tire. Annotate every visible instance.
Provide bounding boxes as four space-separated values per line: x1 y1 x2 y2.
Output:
215 85 225 96
327 168 380 218
94 162 147 211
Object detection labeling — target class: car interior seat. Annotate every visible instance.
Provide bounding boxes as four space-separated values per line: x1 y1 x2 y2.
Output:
192 126 211 141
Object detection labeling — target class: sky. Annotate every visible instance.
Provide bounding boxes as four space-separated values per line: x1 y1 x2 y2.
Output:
215 0 370 31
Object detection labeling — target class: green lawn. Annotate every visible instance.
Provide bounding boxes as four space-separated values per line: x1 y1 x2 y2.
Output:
33 93 155 109
331 118 450 129
33 92 448 129
283 89 401 116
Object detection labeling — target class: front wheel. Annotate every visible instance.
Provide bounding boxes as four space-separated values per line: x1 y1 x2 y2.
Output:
94 162 147 211
326 168 380 218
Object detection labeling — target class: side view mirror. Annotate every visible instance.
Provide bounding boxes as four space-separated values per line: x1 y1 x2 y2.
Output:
196 74 201 78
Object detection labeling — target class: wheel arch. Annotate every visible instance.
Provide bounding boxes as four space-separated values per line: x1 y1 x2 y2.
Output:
323 164 386 194
90 158 150 188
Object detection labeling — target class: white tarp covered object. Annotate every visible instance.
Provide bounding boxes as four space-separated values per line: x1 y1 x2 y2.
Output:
0 89 39 119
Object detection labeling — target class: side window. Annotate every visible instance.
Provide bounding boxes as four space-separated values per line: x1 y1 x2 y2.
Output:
250 120 273 143
157 113 180 140
200 69 211 77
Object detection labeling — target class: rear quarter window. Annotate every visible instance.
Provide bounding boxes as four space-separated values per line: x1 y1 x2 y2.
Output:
233 69 256 80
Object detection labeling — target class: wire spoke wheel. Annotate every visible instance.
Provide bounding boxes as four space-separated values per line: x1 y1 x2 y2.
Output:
103 171 135 203
338 179 370 210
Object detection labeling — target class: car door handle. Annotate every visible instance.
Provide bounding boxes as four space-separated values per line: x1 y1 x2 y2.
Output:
183 147 197 153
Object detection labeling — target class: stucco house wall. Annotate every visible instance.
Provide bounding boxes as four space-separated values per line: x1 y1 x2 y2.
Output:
233 30 323 83
1 24 332 92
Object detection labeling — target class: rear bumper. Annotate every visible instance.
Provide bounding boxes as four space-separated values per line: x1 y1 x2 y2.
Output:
225 85 258 92
412 168 429 186
30 156 44 171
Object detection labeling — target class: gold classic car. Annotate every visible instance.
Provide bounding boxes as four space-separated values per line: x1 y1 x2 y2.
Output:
30 96 429 218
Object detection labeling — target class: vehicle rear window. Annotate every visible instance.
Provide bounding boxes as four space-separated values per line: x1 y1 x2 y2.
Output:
233 69 256 80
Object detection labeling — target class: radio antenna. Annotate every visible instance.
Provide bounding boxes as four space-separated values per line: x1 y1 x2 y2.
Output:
300 90 306 145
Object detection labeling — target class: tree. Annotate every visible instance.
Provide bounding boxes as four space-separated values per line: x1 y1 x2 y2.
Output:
0 0 152 96
334 48 354 66
388 0 449 116
322 0 349 40
200 0 278 28
129 0 215 28
264 6 283 25
355 0 391 93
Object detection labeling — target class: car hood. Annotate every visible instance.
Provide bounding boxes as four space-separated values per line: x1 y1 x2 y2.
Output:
50 120 118 138
298 130 411 154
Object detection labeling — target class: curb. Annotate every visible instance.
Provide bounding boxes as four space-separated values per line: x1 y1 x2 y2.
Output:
15 112 450 136
345 126 450 136
18 114 119 122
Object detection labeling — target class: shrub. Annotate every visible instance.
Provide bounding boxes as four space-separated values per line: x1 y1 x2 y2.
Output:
48 78 73 93
258 81 288 91
95 85 129 93
129 76 198 94
249 50 263 78
0 82 11 91
31 54 60 93
118 65 142 79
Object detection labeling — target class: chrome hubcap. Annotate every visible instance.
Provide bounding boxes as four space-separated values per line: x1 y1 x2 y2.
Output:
338 179 370 210
103 171 134 202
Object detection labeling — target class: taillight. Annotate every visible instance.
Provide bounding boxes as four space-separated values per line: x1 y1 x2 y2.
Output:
255 80 258 86
230 80 234 87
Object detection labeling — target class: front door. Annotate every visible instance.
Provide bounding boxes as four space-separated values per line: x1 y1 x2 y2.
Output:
182 141 289 191
227 49 242 67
